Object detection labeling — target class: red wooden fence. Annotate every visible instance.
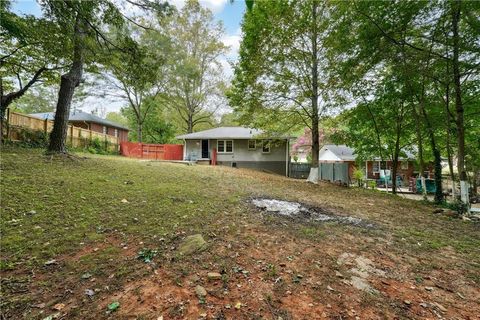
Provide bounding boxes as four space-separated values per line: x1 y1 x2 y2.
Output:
120 142 183 160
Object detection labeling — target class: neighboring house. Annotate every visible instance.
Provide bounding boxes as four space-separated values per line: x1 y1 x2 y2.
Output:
176 127 292 176
30 111 129 142
319 144 427 184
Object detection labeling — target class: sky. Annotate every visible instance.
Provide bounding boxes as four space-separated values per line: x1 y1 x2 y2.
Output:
11 0 246 114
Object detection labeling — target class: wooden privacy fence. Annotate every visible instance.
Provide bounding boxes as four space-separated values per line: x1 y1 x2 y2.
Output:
120 142 183 160
6 111 119 151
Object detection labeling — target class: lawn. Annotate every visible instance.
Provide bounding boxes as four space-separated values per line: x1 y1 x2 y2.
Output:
1 146 479 319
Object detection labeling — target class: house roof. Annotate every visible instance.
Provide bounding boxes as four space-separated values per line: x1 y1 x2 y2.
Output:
176 127 292 140
320 144 357 161
320 144 416 161
30 111 129 130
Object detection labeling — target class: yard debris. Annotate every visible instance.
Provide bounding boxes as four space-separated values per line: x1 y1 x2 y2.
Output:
434 302 447 312
27 210 37 215
42 314 60 320
120 199 129 203
52 303 65 311
207 272 222 280
178 234 207 256
251 198 374 228
107 301 120 312
234 302 242 309
425 286 434 291
44 259 58 266
85 289 95 297
81 273 92 279
336 253 384 294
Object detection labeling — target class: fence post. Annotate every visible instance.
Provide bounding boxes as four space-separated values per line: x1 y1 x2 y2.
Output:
44 119 48 135
70 125 74 146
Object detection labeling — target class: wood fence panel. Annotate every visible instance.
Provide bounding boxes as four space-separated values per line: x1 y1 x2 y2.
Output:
7 112 119 151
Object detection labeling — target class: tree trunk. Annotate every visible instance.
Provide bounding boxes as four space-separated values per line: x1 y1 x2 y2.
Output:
411 104 427 198
187 113 193 134
419 93 444 203
48 15 86 153
310 1 319 169
444 82 456 199
451 0 468 207
137 121 143 143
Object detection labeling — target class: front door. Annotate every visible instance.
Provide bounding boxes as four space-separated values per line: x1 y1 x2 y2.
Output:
201 140 209 159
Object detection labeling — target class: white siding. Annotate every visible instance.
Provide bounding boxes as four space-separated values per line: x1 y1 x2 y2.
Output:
215 139 286 162
184 139 287 162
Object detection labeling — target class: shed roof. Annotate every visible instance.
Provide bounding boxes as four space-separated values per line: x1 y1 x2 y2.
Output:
30 111 129 130
320 144 357 161
176 127 291 140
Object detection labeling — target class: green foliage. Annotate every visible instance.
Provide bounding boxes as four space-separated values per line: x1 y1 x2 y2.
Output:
10 86 57 114
353 169 364 181
10 128 49 148
137 248 158 263
121 99 176 143
158 0 228 133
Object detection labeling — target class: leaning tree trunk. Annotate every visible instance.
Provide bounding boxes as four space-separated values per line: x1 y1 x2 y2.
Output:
48 15 86 154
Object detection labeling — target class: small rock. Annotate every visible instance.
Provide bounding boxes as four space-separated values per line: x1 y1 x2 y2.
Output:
44 259 57 266
85 289 95 297
121 199 129 203
225 304 231 309
425 286 434 291
327 285 334 291
335 271 344 278
178 234 207 256
81 273 92 279
207 272 222 280
404 300 411 306
27 210 37 215
420 302 428 308
195 285 207 299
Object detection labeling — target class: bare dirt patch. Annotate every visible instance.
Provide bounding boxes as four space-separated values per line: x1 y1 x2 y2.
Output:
251 198 375 228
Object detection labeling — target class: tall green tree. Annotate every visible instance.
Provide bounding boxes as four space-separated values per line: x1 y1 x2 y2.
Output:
159 0 228 133
328 0 479 205
42 0 168 153
0 0 65 140
229 0 339 175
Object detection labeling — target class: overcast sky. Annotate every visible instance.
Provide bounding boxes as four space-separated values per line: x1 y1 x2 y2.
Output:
12 0 245 114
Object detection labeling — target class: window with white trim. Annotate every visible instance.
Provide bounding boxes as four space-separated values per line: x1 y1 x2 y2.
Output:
248 140 256 150
262 140 271 153
217 140 233 153
114 129 118 137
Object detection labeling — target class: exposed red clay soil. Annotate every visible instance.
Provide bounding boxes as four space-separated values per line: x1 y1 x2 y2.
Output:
2 222 479 319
